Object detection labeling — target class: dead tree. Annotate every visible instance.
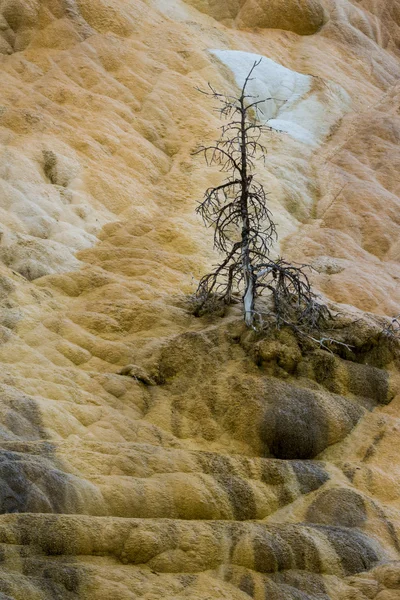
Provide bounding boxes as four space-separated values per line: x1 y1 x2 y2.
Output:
193 59 274 326
193 60 335 341
382 315 400 341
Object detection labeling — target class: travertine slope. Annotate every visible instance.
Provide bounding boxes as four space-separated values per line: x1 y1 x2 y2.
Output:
0 0 400 598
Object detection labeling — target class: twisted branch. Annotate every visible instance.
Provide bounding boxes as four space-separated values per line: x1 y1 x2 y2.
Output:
192 61 338 343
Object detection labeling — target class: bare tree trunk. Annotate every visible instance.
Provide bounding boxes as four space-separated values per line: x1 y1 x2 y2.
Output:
241 209 255 327
239 94 255 327
243 259 255 326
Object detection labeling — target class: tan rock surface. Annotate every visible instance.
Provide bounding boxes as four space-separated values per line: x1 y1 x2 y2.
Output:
0 0 399 598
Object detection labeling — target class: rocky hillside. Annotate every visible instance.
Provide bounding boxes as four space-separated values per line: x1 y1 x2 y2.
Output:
0 0 400 598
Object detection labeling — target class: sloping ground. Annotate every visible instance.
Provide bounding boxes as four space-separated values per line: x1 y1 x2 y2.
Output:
1 317 400 599
0 0 400 599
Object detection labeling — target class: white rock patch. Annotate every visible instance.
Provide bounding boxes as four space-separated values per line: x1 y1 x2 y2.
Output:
209 50 350 146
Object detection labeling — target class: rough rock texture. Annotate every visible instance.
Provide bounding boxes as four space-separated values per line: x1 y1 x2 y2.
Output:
183 0 327 34
0 0 399 599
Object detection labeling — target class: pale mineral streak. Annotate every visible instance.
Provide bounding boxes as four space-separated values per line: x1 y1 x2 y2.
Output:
0 0 399 599
209 49 351 145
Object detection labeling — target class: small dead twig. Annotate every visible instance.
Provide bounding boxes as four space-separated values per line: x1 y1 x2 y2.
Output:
382 314 400 340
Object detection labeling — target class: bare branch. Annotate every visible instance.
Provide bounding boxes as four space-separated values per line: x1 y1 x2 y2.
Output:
191 61 340 346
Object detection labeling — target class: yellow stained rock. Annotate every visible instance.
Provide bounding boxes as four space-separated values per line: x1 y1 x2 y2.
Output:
0 0 399 598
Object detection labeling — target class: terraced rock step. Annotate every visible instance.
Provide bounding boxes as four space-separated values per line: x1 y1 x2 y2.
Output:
0 314 399 600
1 432 400 600
0 317 399 599
0 440 330 519
0 513 389 599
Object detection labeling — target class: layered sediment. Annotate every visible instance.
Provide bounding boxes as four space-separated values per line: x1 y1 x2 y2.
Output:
0 0 400 598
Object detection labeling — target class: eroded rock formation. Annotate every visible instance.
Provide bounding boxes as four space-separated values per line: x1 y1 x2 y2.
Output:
0 0 399 598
